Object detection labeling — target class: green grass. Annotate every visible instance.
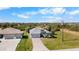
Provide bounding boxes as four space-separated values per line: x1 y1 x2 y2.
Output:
42 31 79 50
16 32 33 51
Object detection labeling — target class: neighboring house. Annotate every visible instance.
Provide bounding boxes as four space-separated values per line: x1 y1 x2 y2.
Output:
30 27 52 38
30 28 41 38
0 28 23 39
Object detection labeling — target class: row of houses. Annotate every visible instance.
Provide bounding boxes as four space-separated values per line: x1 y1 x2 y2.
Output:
0 27 53 39
0 28 23 39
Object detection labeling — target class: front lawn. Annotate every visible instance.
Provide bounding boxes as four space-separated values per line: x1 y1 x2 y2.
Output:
16 32 33 51
42 30 79 50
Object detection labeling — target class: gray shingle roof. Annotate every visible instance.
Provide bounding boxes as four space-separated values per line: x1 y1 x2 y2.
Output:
0 28 23 34
30 27 51 34
30 28 41 34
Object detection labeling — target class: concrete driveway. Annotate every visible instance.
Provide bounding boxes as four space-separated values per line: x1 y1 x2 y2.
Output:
0 39 21 51
31 38 49 51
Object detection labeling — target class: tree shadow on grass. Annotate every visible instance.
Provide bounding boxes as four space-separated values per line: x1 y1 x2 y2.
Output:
48 35 57 38
54 33 57 35
53 36 57 38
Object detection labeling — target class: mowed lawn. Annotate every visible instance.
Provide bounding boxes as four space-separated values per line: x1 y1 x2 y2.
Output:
42 30 79 50
16 32 33 51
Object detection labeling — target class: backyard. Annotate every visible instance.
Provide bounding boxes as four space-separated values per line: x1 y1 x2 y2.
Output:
16 32 33 51
42 29 79 50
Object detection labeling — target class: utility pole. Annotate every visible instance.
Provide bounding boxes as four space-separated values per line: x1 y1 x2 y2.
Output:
61 20 64 42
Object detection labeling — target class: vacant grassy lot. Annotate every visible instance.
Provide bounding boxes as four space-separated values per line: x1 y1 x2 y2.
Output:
16 32 33 51
42 30 79 50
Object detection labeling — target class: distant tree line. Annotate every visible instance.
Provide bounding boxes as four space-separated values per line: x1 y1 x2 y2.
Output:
63 23 79 32
0 23 79 32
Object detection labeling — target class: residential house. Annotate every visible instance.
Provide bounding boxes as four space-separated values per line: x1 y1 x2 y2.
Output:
30 27 52 38
0 28 23 39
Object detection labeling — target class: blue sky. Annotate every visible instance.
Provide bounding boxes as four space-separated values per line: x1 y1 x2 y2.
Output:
0 7 79 23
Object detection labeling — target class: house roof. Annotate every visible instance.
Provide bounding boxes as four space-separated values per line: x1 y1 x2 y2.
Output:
30 28 41 34
0 28 23 34
30 27 51 34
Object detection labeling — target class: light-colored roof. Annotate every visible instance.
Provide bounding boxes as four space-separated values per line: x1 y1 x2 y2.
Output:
30 27 51 34
0 28 23 34
30 28 41 34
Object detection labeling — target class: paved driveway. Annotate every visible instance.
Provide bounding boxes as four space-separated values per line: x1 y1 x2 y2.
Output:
31 38 49 51
0 39 21 51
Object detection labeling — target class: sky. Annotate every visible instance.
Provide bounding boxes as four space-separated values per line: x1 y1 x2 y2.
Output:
0 7 79 23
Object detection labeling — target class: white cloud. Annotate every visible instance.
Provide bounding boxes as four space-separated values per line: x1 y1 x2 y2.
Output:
50 7 66 14
41 16 62 23
12 11 38 19
12 7 66 19
17 14 30 19
38 7 66 15
12 13 30 19
39 8 49 14
48 17 62 22
0 7 10 10
68 10 79 15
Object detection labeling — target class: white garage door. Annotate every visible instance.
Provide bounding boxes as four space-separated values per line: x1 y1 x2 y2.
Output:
31 34 40 38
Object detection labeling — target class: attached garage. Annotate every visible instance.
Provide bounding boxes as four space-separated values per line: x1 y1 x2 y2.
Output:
29 27 53 38
3 34 22 39
30 28 41 38
0 28 23 39
3 35 14 39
